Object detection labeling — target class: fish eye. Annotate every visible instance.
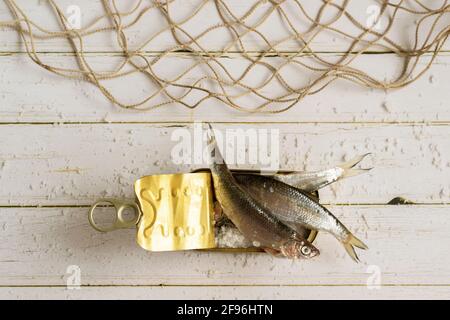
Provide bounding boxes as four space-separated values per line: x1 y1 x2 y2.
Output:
301 246 311 256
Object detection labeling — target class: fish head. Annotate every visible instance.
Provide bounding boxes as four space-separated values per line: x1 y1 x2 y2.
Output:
280 240 320 259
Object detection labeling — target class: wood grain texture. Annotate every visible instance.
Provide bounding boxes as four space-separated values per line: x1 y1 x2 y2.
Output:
1 285 448 300
1 0 449 53
0 123 448 206
0 205 449 287
0 53 449 123
1 0 449 300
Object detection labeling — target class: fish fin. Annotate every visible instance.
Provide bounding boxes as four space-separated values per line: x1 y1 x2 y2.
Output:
340 153 371 169
204 123 225 165
339 153 373 178
308 191 320 202
344 242 360 263
214 201 224 223
341 168 372 179
205 122 215 143
294 188 320 203
263 247 284 258
342 234 368 263
287 222 312 239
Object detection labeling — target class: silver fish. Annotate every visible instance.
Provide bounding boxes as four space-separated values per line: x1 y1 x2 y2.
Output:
206 124 319 259
214 155 371 238
234 174 368 262
194 154 371 193
271 154 372 192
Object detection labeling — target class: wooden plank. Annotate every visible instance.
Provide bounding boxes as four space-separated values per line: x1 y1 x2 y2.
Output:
0 123 448 206
0 53 449 123
0 205 449 286
1 285 448 300
1 0 449 53
2 0 448 302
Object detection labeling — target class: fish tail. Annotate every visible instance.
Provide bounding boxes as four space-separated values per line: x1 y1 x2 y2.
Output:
339 153 373 178
342 233 368 263
205 122 215 144
205 123 225 165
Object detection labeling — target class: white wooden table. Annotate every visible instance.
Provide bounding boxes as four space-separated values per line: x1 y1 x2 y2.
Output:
0 0 449 299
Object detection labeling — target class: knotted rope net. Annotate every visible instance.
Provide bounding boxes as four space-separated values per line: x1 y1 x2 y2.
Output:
1 0 449 113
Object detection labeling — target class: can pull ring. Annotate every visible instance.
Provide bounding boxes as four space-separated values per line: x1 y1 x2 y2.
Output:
89 198 142 232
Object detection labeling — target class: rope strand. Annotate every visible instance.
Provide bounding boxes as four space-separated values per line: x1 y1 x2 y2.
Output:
2 0 449 113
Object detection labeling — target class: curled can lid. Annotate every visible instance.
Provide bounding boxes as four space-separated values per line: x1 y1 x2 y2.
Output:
134 172 216 252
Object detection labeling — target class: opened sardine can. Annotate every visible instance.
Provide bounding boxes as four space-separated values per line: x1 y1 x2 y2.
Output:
89 171 318 252
87 154 371 254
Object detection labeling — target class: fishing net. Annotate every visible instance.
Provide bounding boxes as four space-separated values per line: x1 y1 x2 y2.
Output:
1 0 449 113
